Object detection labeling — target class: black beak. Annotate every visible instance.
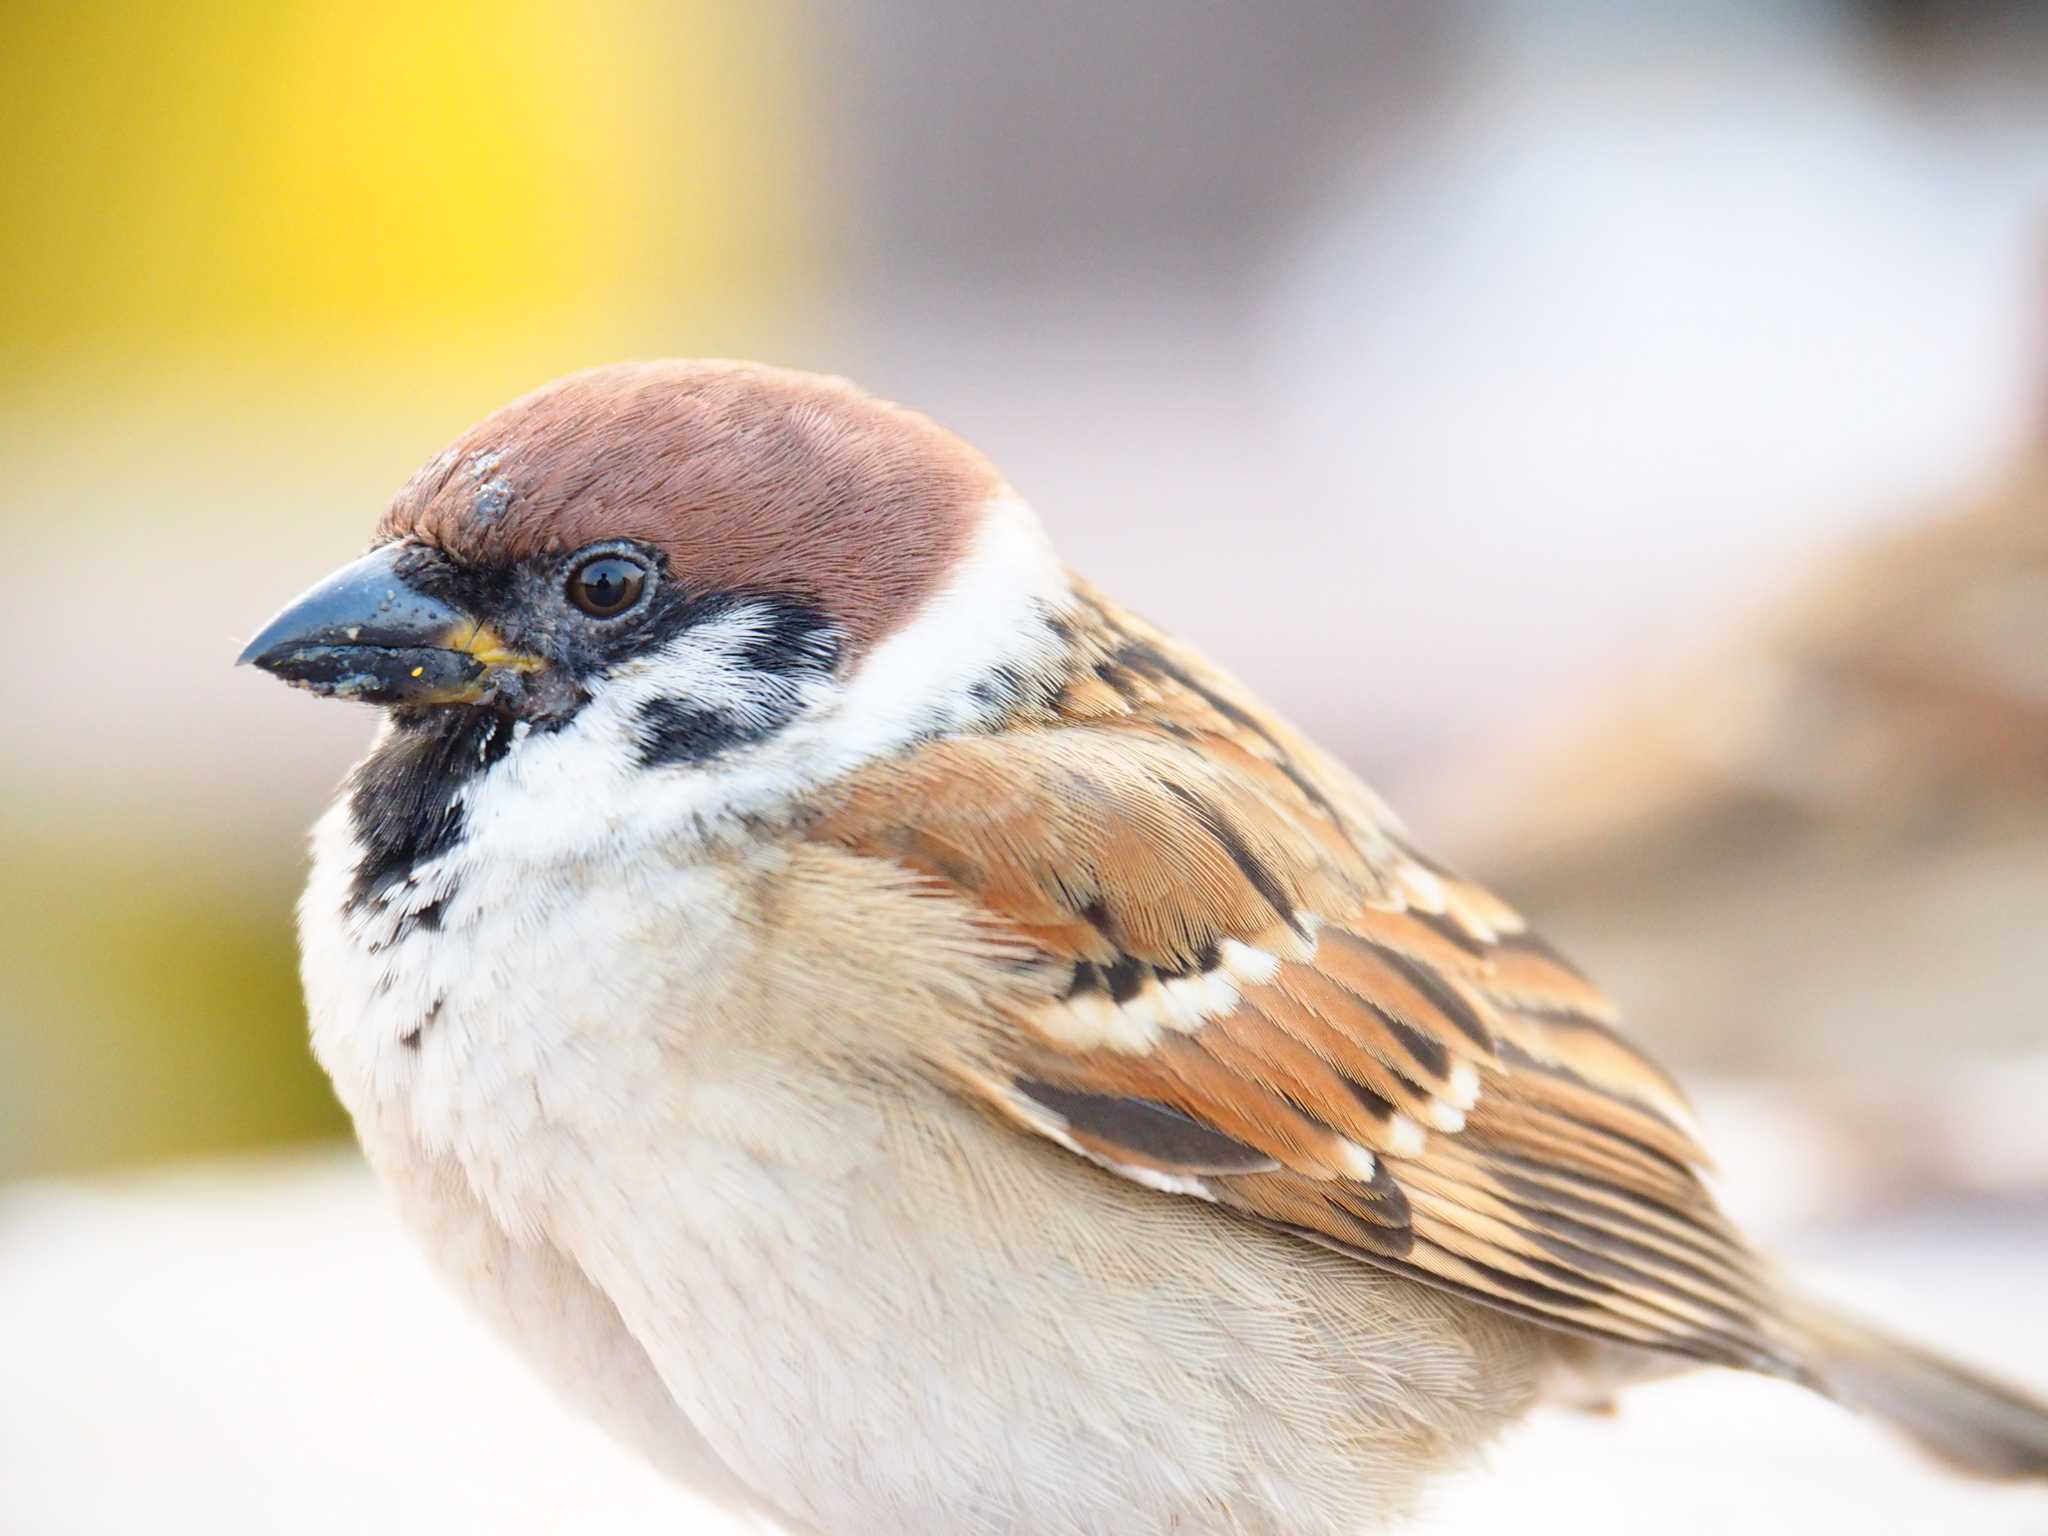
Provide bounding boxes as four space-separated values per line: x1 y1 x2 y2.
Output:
236 545 542 706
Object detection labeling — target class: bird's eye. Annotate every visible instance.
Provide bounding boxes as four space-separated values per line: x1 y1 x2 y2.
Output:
567 555 647 618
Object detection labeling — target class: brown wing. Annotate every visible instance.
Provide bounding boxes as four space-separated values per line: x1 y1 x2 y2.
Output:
811 584 1810 1380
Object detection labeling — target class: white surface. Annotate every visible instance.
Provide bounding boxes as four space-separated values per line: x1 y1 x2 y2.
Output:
0 1158 725 1535
2 1151 2044 1534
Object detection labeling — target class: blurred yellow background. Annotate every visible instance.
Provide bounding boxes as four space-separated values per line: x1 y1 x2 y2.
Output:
4 0 2045 1184
4 0 811 380
3 0 818 1175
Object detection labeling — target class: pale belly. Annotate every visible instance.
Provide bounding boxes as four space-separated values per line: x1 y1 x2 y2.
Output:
530 1067 1547 1536
354 1034 1544 1535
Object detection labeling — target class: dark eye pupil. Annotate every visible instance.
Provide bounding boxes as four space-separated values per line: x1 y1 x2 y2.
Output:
570 557 644 617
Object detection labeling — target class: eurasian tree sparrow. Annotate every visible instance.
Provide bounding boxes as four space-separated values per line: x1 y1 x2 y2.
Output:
239 361 2048 1534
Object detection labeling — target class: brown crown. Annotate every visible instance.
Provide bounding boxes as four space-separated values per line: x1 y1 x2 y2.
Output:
377 360 1004 655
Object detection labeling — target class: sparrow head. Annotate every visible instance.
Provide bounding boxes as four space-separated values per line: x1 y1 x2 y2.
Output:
243 363 1074 891
243 359 1025 708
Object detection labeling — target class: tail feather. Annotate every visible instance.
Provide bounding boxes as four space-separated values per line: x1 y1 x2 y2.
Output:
1793 1297 2048 1481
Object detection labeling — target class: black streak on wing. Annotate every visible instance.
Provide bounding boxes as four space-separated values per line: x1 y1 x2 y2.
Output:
1101 954 1148 1003
1016 1080 1280 1174
1328 930 1495 1050
1249 1210 1415 1263
1482 1146 1716 1232
1157 780 1308 939
1492 1039 1694 1159
1078 897 1116 939
1491 925 1596 974
1379 1009 1452 1079
1114 640 1264 734
1405 907 1491 959
1341 1075 1399 1123
1115 636 1365 848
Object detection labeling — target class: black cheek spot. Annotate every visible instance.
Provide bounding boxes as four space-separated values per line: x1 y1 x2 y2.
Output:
621 591 842 768
636 699 760 768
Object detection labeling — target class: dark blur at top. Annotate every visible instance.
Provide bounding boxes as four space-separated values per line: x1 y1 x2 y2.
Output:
3 0 2044 1181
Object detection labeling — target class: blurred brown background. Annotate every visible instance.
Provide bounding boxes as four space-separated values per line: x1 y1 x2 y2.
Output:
3 0 2045 1187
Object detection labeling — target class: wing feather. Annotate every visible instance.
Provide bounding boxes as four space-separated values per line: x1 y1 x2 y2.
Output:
810 585 1810 1379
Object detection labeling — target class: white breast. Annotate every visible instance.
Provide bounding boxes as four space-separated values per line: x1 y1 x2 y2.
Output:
300 777 752 1225
300 782 810 1526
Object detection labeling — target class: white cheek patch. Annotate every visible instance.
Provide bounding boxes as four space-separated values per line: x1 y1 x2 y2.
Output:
415 490 1074 874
